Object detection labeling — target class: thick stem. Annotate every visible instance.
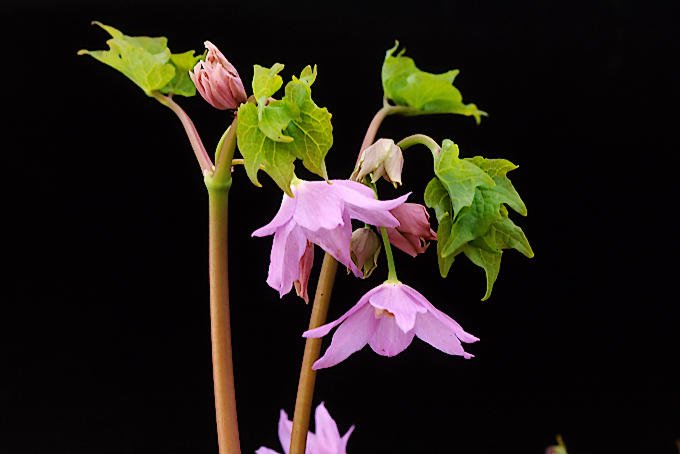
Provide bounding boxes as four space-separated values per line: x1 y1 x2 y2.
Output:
206 181 241 454
289 254 338 454
152 92 215 174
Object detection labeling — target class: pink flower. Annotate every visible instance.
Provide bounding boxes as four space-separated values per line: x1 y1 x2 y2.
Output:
351 138 404 187
303 282 478 369
256 402 354 454
252 179 409 301
189 41 247 110
386 203 437 257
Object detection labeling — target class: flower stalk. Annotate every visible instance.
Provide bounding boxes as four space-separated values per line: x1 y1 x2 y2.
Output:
289 254 339 454
289 104 401 454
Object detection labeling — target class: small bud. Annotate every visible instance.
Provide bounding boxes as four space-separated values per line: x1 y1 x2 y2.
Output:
190 41 247 110
294 241 315 303
351 138 404 187
386 203 437 257
350 227 381 278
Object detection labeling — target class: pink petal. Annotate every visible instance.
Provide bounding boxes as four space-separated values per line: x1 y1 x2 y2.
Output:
252 195 297 237
292 181 345 231
304 211 360 277
386 228 422 257
368 283 426 333
303 285 382 339
266 222 308 298
368 316 416 356
402 284 480 344
414 311 474 358
314 402 341 448
391 203 437 237
311 303 376 369
255 448 280 454
334 182 410 227
340 425 355 453
277 409 292 454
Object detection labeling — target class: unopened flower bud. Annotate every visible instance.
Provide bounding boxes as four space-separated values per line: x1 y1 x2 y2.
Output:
351 138 404 187
350 227 381 278
386 203 437 257
190 41 247 110
294 241 315 303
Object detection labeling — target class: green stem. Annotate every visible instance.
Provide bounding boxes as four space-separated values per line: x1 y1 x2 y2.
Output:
397 133 441 157
205 177 240 454
204 117 239 454
379 226 399 282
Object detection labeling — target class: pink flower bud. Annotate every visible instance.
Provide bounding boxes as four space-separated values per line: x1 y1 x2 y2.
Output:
350 227 381 278
386 203 437 257
351 138 404 187
189 41 247 110
293 241 315 303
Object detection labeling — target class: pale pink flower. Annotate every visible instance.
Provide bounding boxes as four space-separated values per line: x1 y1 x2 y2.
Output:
256 402 354 454
350 227 381 278
386 203 437 257
304 282 478 369
351 138 404 187
252 179 409 300
189 41 247 110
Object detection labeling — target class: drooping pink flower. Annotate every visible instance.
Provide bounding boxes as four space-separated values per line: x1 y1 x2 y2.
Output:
386 203 437 257
253 179 409 300
303 282 478 369
351 138 404 187
256 402 354 454
189 41 247 110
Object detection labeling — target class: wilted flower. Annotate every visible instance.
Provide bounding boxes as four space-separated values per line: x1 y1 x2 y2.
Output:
386 203 437 257
351 138 404 187
189 41 247 110
252 179 409 300
350 227 381 278
303 281 478 369
256 402 354 454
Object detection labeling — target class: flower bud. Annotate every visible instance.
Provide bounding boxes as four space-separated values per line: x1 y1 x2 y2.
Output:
294 241 315 303
351 138 404 187
386 203 437 257
190 41 247 110
350 227 381 278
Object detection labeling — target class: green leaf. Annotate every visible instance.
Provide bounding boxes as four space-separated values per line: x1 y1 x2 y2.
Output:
160 50 204 97
434 139 495 217
252 63 285 108
425 146 533 299
466 156 527 215
236 102 297 196
78 22 201 96
424 177 456 277
443 187 504 256
381 41 486 123
237 66 332 194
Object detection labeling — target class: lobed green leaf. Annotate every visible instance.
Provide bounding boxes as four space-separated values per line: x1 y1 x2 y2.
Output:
78 22 199 97
424 140 533 299
381 42 486 123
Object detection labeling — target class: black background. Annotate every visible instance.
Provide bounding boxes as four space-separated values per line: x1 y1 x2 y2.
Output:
2 1 678 453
